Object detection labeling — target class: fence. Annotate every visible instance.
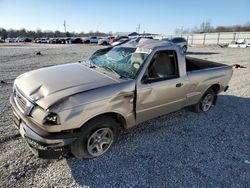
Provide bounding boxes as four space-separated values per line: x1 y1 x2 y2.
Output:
156 32 250 45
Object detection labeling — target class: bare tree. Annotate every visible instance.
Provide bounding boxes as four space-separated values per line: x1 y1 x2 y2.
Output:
0 28 8 39
174 28 181 34
200 21 213 33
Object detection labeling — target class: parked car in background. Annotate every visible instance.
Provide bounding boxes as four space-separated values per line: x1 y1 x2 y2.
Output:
14 37 32 43
49 38 60 44
98 36 114 45
109 36 129 45
71 37 83 44
162 37 188 52
36 37 50 43
20 37 32 42
33 38 40 43
5 38 16 43
58 38 71 44
83 36 100 44
0 38 5 43
228 39 250 48
15 37 21 42
41 38 49 43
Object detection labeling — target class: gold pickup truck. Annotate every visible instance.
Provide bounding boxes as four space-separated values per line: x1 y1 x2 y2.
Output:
10 39 233 159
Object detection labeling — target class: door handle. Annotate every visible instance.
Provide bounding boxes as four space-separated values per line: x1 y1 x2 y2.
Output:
176 83 183 87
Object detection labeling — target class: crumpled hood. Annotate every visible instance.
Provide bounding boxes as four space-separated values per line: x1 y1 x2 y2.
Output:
15 63 118 109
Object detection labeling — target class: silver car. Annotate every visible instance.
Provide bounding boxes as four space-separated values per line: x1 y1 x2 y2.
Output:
162 37 188 52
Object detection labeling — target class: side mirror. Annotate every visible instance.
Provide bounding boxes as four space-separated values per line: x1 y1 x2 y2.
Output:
142 75 149 84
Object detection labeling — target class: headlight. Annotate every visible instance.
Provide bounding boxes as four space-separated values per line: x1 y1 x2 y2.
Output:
31 106 60 126
42 112 60 125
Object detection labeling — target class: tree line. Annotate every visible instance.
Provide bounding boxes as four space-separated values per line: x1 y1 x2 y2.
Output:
1 22 250 39
0 28 108 39
175 21 250 34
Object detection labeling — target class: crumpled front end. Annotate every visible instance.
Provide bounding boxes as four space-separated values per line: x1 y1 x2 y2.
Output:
10 90 79 158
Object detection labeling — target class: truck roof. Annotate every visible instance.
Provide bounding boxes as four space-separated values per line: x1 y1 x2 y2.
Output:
119 38 175 52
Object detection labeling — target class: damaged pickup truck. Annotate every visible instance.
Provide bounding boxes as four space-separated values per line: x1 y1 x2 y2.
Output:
10 39 233 159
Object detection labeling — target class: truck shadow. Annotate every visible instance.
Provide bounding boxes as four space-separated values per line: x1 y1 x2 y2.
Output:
187 51 220 55
66 95 250 187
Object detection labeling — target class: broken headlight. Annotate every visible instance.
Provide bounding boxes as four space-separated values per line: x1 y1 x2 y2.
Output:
42 112 60 125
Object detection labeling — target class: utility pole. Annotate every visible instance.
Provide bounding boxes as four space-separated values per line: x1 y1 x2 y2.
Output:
181 26 183 36
63 20 67 33
138 24 140 34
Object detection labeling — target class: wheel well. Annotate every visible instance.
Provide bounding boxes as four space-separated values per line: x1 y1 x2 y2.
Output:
82 113 127 130
210 84 220 94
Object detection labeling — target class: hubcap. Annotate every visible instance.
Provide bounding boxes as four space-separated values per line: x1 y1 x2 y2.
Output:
201 94 213 112
87 128 114 157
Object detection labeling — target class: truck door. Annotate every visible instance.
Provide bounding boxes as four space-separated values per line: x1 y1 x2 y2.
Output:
136 50 187 123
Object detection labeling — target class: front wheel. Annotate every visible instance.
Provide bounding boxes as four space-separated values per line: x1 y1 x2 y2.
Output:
194 88 215 112
71 116 120 159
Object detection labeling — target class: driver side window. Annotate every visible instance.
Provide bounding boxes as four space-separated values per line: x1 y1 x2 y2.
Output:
147 50 179 81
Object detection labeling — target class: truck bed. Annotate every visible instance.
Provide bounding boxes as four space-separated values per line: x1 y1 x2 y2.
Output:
186 57 226 72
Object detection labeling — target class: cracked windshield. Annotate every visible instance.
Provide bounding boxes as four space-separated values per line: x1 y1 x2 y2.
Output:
89 47 149 78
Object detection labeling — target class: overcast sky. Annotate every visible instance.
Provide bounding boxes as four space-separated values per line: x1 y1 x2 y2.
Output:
0 0 249 34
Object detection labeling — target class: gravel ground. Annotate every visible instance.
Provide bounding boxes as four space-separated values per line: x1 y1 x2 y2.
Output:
0 43 249 187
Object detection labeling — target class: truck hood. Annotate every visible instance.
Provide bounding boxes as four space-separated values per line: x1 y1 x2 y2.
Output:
15 63 119 109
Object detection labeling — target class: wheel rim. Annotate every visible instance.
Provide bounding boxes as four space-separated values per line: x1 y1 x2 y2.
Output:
201 94 213 112
87 128 114 157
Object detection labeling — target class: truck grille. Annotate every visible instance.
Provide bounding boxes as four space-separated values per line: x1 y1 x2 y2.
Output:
14 87 34 115
16 92 27 110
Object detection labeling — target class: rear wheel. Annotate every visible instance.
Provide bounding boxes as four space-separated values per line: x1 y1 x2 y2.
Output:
71 116 120 159
194 88 215 112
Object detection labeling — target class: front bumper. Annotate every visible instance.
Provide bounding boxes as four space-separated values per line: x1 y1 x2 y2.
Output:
10 95 79 158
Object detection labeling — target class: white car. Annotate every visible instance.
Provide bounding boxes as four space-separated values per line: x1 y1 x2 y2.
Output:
162 37 188 52
40 38 50 43
5 38 16 43
34 38 49 43
83 37 101 44
98 36 114 45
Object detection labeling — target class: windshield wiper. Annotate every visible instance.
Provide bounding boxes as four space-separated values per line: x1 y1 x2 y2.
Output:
99 65 122 78
80 60 96 68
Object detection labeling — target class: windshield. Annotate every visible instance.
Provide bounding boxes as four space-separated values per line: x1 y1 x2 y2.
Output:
89 47 149 78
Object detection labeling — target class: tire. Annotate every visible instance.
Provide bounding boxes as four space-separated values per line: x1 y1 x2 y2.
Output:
71 116 120 159
84 40 90 44
182 46 187 53
193 88 215 112
103 41 108 45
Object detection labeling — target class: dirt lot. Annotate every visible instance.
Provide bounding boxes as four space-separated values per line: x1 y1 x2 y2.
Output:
0 43 249 187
